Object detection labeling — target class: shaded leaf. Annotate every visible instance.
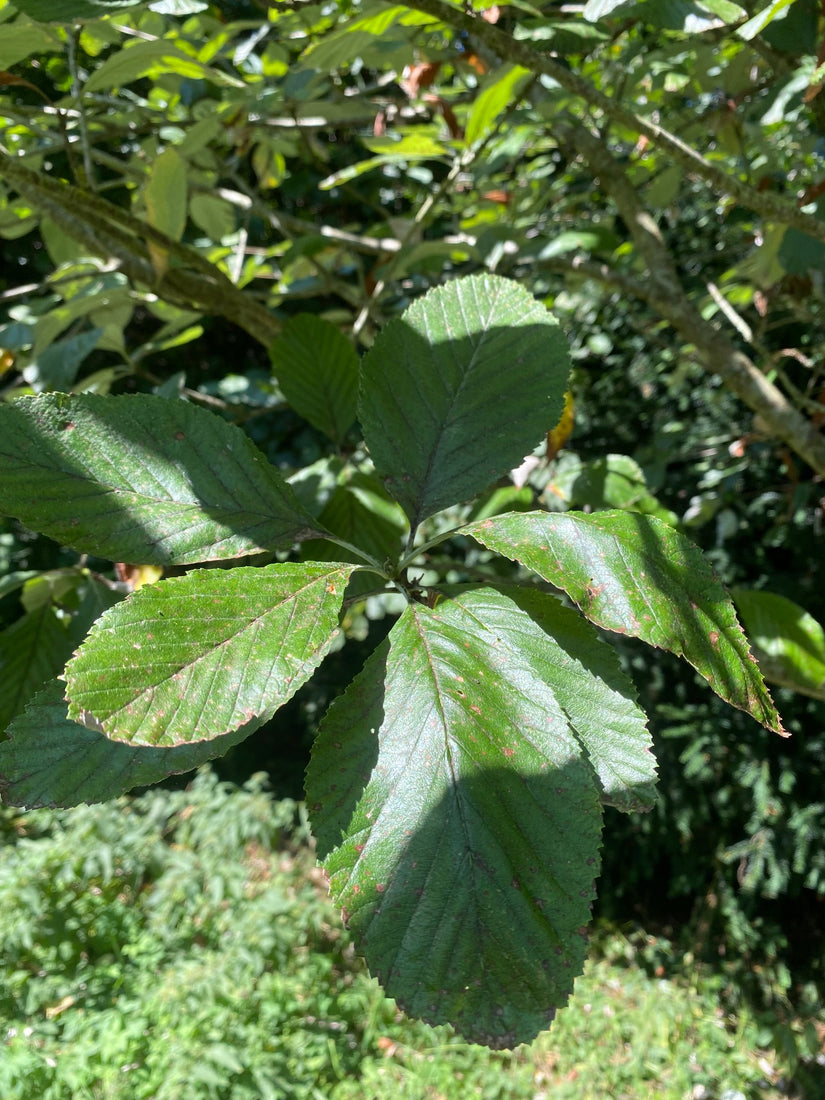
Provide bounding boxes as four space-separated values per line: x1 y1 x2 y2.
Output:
467 510 785 734
0 393 323 565
0 603 73 734
308 588 603 1048
11 0 140 22
465 63 531 146
499 586 656 812
359 275 570 529
733 588 825 701
144 149 187 277
0 679 263 808
65 562 355 747
270 314 359 445
0 24 63 68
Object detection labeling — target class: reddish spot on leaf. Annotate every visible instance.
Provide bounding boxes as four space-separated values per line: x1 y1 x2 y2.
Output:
709 631 720 646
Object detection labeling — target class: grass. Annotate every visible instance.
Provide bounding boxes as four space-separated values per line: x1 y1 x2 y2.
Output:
0 769 819 1100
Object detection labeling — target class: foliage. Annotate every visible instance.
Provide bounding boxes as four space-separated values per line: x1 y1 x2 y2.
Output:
0 769 814 1100
0 273 785 1047
0 0 823 1055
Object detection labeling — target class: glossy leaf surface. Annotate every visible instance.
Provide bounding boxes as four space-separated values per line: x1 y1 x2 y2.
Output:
467 510 785 734
0 393 322 565
65 563 354 747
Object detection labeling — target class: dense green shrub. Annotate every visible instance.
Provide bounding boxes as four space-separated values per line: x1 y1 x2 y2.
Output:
0 769 816 1100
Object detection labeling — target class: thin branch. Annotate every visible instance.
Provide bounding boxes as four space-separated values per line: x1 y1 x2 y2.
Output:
0 152 281 348
558 120 825 476
393 0 825 247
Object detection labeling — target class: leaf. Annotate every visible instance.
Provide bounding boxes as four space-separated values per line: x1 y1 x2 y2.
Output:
733 588 825 701
144 149 187 278
307 588 603 1048
83 40 243 93
467 510 785 735
0 25 63 68
582 0 632 18
499 586 656 811
544 453 679 525
269 314 359 445
10 0 141 22
65 562 355 747
0 679 264 808
465 64 531 147
0 603 74 734
737 0 794 40
319 136 449 191
358 275 570 529
0 393 323 565
28 326 102 391
301 473 408 579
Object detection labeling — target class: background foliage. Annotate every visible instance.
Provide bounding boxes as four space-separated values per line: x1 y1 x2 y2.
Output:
0 0 824 1079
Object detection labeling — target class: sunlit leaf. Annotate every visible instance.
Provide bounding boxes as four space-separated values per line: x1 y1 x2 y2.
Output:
733 588 825 701
359 275 570 528
467 510 785 734
65 562 355 747
465 63 531 146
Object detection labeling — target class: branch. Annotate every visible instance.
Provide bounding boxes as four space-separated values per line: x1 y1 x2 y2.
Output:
394 0 825 246
0 153 281 348
558 122 825 477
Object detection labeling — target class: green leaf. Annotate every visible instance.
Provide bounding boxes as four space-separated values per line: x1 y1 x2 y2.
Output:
302 472 407 562
0 678 264 808
544 453 679 525
0 23 63 68
83 39 243 93
467 510 785 735
499 586 656 812
29 326 101 391
145 148 187 244
319 136 449 191
733 588 825 701
0 393 323 565
358 275 570 529
10 0 140 22
308 588 603 1048
269 314 359 445
0 603 74 734
582 0 631 18
737 0 795 40
465 64 531 147
65 562 355 747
